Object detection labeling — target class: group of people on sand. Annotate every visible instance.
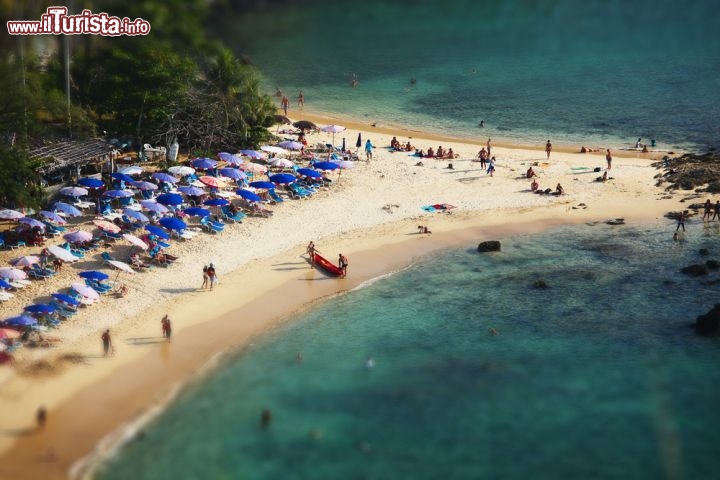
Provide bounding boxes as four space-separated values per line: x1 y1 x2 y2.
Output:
414 145 457 159
306 241 348 277
201 263 218 289
390 137 415 152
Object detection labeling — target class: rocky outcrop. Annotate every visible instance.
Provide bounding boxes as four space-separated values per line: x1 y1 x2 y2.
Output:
653 152 720 191
695 303 720 335
680 264 710 276
699 248 710 256
706 259 720 270
477 241 501 253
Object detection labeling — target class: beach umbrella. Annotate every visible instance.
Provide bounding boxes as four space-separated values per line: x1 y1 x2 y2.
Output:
108 260 135 274
296 168 323 179
51 293 80 308
293 120 317 131
168 166 195 176
140 200 169 213
24 304 57 315
356 133 362 149
274 114 292 125
249 181 276 190
0 267 28 280
145 224 171 240
183 207 211 217
177 186 206 197
0 209 25 220
3 315 38 327
18 217 45 230
334 160 355 169
278 140 303 151
63 230 93 243
321 124 346 147
122 233 149 250
156 193 184 206
312 161 339 172
269 173 297 185
46 245 78 263
219 168 246 181
39 211 66 224
260 145 287 155
268 157 294 168
53 202 82 217
78 177 105 189
236 189 262 203
199 176 227 189
103 189 134 199
131 181 158 191
203 198 230 207
78 270 110 281
118 166 143 175
0 328 22 339
92 219 121 233
159 217 187 231
59 186 89 197
223 155 244 166
111 172 135 183
192 158 217 170
71 282 100 300
123 209 149 223
239 150 266 159
10 255 40 267
151 172 179 184
217 152 233 162
240 162 268 174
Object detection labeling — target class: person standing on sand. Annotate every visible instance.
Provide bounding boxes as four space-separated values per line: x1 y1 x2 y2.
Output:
545 140 552 159
702 199 712 221
487 138 492 157
36 406 47 430
365 139 374 161
207 263 217 290
606 149 613 170
307 241 317 267
297 91 304 108
713 201 720 221
202 265 209 289
338 254 348 277
486 157 496 177
281 95 289 115
676 211 686 232
161 315 172 341
102 329 112 357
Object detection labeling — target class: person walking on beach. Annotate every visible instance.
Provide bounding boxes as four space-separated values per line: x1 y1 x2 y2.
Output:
545 140 552 159
207 263 217 290
676 211 686 232
297 91 304 108
702 199 712 221
307 241 317 267
606 149 613 170
202 265 209 289
365 139 374 161
338 254 348 277
161 315 172 341
281 95 289 115
713 200 720 221
101 329 112 357
486 157 496 177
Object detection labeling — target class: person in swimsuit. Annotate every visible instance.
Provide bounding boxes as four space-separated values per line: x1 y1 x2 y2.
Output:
545 140 552 159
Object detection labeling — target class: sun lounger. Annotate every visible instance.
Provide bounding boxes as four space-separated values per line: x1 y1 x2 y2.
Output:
200 216 225 233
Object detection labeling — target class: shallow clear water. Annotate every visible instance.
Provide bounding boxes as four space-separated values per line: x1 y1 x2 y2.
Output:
217 0 720 151
96 223 720 479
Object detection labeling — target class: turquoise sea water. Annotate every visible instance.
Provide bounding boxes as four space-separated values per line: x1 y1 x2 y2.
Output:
96 223 720 479
217 0 720 151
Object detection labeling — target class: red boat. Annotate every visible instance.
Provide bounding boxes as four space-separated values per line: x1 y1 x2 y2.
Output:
312 252 344 277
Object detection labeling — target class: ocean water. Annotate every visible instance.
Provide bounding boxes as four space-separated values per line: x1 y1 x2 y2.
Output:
95 223 720 480
217 0 720 152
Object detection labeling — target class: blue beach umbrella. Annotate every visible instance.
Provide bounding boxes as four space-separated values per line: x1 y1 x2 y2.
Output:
24 304 57 315
183 207 211 217
177 186 206 196
248 181 275 190
312 161 339 172
111 172 135 183
278 140 303 151
0 279 12 289
236 189 262 203
239 149 265 159
78 270 110 281
3 315 38 327
203 198 230 207
78 177 105 189
156 193 184 206
159 217 187 231
123 209 149 223
296 168 323 179
39 210 66 224
131 181 158 191
140 200 169 213
151 172 179 184
103 189 134 198
219 168 246 181
217 152 239 163
18 217 46 230
59 186 89 197
53 202 82 217
51 293 80 307
145 225 171 239
269 173 297 185
192 158 217 170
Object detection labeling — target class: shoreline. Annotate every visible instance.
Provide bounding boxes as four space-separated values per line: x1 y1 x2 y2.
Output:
0 119 686 479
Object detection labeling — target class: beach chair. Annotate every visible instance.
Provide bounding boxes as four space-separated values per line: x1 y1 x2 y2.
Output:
101 251 116 264
27 267 55 279
85 279 112 294
200 216 225 233
220 206 246 222
268 189 285 204
6 239 27 249
0 237 4 249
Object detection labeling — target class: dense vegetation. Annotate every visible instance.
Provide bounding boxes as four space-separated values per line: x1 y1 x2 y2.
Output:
0 0 279 207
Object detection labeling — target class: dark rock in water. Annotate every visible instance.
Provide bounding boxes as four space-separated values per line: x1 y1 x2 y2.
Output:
477 241 501 253
653 152 720 192
661 279 676 286
699 248 710 256
680 264 710 276
533 279 549 289
695 303 720 335
706 259 720 270
605 218 625 225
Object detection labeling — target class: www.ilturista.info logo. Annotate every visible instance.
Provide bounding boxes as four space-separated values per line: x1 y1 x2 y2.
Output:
7 7 151 36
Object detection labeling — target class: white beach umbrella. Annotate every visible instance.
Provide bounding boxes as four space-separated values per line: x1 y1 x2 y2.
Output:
261 145 287 155
168 166 195 176
268 157 295 168
0 209 25 220
108 260 136 274
118 166 144 175
46 245 79 263
320 124 346 147
0 267 28 280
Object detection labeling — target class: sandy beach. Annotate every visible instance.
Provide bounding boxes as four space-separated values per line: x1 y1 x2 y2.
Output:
0 113 683 479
